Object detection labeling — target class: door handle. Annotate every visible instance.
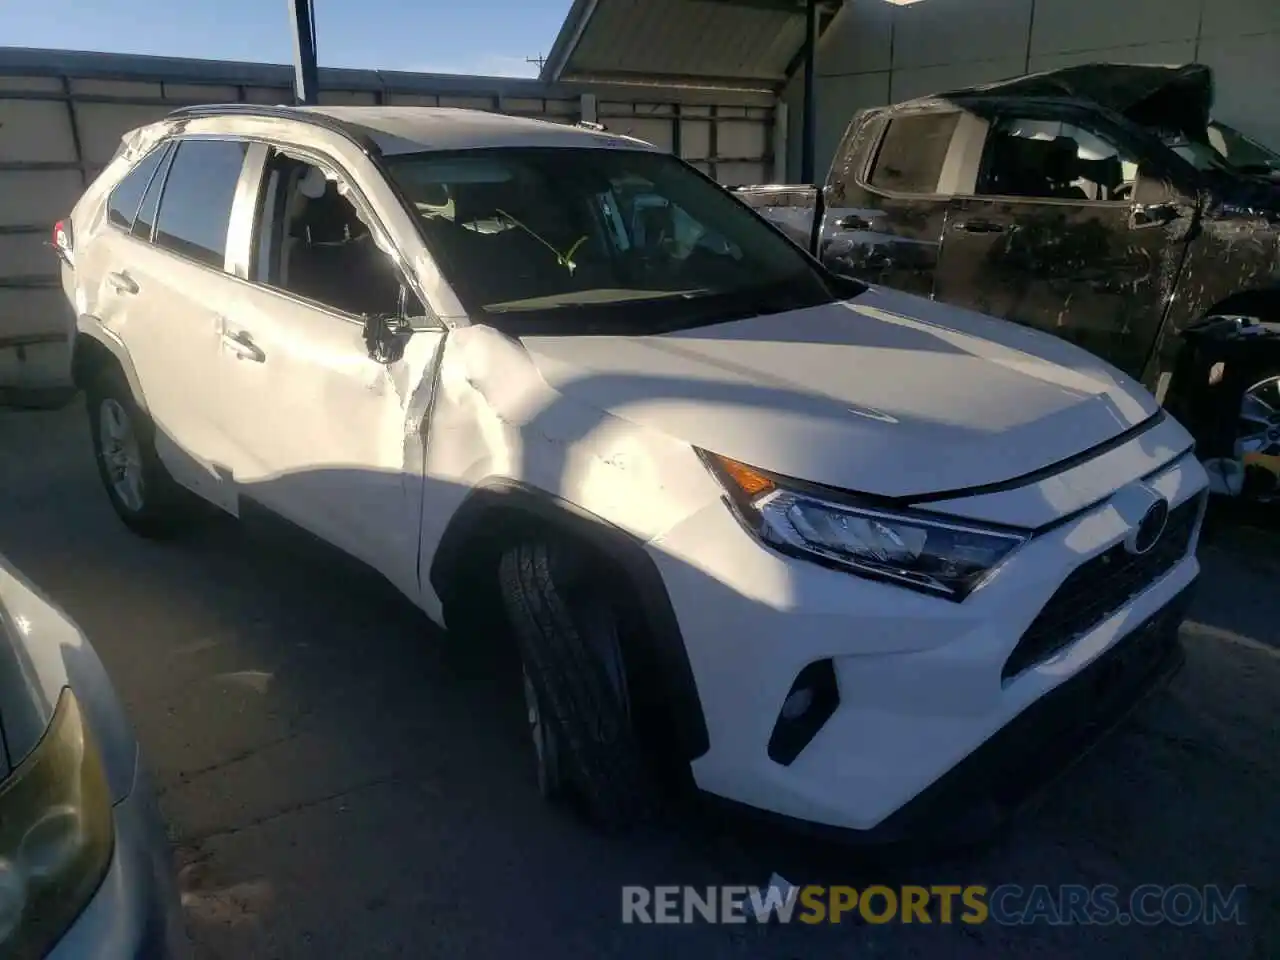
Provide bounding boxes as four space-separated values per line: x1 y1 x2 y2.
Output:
221 330 266 363
953 219 1005 234
106 271 138 295
834 214 873 231
1131 202 1179 228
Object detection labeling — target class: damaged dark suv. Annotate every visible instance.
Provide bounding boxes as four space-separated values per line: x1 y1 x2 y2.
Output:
739 63 1280 500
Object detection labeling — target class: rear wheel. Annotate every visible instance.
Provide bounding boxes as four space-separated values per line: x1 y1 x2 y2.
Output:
85 368 194 537
498 540 657 829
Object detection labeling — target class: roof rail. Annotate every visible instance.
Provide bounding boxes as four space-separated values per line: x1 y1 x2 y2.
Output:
576 120 606 132
164 103 382 155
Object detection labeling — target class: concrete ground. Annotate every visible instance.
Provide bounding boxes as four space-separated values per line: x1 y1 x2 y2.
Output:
1 403 1276 959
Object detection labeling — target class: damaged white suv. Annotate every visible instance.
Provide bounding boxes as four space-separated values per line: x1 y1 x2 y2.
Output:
57 104 1207 842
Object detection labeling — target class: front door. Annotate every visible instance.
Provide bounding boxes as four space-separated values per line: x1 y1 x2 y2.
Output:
215 145 444 597
933 111 1184 379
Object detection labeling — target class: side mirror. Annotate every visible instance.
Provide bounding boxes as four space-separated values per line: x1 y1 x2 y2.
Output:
362 309 412 365
1132 161 1185 206
1130 163 1193 230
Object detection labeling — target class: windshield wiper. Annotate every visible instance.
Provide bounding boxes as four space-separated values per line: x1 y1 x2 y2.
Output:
494 208 588 274
485 289 710 314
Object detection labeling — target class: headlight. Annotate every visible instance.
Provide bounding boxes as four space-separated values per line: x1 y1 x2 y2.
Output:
699 451 1028 601
0 688 115 956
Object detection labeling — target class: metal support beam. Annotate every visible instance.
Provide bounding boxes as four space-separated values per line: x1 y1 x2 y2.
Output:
288 0 319 106
800 0 818 183
773 101 789 182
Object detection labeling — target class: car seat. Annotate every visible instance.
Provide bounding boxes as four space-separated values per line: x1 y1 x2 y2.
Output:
286 169 400 316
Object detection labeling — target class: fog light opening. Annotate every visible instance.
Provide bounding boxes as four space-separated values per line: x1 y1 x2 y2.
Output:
767 659 840 766
780 687 815 721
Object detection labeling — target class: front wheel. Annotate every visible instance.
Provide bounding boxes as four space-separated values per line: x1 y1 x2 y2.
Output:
498 540 658 829
1233 373 1280 500
1202 370 1280 501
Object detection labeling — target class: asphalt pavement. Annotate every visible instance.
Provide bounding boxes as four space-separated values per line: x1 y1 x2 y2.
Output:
1 403 1276 959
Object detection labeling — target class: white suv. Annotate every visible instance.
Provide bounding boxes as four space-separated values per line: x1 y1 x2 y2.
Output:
57 104 1207 841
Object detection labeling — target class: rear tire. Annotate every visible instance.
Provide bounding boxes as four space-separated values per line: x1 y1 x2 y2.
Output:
85 368 194 538
498 540 658 829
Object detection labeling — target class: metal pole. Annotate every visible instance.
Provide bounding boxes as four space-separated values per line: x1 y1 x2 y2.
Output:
801 0 818 183
289 0 319 106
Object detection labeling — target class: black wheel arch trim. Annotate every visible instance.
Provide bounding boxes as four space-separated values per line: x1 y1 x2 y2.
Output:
429 478 710 762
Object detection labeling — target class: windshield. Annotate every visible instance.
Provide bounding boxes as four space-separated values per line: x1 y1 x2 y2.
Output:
386 147 848 333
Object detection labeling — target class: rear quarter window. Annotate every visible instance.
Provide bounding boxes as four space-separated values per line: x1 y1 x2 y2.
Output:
106 146 167 231
867 113 961 195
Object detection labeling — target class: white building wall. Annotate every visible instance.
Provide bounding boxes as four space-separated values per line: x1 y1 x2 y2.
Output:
786 0 1280 179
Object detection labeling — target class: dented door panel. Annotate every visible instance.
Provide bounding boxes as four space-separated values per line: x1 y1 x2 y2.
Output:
1156 201 1280 338
822 199 949 298
216 281 445 600
935 197 1181 379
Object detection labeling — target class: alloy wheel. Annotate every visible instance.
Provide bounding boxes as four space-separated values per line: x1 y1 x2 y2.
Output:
98 398 146 512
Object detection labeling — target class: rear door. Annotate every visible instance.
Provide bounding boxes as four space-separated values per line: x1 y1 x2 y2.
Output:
89 137 248 511
933 107 1178 378
818 108 974 298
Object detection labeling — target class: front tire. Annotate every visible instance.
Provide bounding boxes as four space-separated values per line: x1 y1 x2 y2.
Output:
498 540 657 829
85 369 193 538
1233 372 1280 500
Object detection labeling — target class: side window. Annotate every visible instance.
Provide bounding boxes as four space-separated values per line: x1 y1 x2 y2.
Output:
977 118 1140 202
153 138 247 269
866 113 961 194
251 149 408 318
612 188 737 260
106 146 167 230
131 142 174 241
827 112 886 201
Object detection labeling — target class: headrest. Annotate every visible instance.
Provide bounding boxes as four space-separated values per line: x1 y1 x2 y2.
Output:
417 182 448 206
299 166 329 199
1043 136 1082 180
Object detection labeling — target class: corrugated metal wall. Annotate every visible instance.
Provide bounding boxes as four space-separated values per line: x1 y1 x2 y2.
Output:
0 47 777 397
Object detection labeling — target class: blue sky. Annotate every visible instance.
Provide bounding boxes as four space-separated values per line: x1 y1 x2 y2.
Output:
4 0 571 77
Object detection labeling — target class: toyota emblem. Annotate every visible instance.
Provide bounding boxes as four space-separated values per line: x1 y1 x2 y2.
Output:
1128 498 1170 555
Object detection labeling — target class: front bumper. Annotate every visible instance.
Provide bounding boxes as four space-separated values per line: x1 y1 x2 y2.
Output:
712 583 1191 847
650 447 1206 836
48 757 187 959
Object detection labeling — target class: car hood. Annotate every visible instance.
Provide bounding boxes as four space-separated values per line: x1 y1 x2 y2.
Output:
519 286 1158 499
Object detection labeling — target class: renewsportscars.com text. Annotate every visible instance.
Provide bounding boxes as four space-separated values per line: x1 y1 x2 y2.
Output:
621 884 1249 926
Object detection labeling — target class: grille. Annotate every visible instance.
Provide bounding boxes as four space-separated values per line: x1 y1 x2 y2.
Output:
1002 494 1202 683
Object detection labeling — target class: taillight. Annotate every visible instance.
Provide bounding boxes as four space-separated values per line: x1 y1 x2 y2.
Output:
52 219 74 267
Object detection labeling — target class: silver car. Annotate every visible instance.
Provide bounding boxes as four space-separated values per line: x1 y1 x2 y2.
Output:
0 552 185 957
